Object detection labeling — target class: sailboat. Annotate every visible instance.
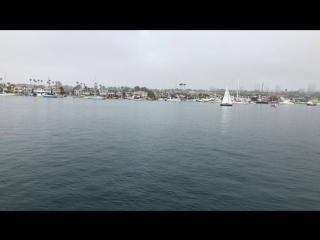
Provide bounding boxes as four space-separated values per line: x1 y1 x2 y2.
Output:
232 76 248 104
220 86 233 106
0 73 15 96
84 80 106 100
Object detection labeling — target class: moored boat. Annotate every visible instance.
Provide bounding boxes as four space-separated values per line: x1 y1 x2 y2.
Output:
306 101 317 106
0 92 15 96
279 99 294 105
42 93 57 98
84 80 106 100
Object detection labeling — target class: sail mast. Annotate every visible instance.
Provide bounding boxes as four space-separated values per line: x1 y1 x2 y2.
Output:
94 76 96 97
237 76 239 99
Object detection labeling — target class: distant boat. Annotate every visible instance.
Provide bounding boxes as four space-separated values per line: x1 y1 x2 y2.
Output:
271 102 278 107
42 93 57 98
220 87 233 106
279 99 294 105
84 95 105 100
0 92 15 96
209 98 221 103
0 73 15 96
256 99 269 104
133 95 142 100
232 77 248 104
306 101 317 106
84 81 106 100
233 99 249 104
167 97 181 102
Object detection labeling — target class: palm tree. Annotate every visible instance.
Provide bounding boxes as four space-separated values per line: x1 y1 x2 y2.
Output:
55 81 58 95
33 79 36 94
30 79 32 87
37 79 40 86
41 80 43 87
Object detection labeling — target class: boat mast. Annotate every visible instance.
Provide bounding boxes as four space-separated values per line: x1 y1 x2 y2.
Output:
237 76 239 100
94 77 96 97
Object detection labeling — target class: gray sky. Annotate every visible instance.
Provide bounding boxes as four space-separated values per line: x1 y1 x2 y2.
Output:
1 30 320 91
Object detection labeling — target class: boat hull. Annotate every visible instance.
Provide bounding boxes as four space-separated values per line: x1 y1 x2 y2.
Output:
220 103 233 106
84 97 106 100
42 95 57 98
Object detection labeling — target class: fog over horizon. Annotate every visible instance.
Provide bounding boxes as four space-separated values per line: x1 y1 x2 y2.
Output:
1 30 319 92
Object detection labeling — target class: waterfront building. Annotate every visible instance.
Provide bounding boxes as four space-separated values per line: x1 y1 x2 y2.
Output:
74 89 82 96
23 87 52 96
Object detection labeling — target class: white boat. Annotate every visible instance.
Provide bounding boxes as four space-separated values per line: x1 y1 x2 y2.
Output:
133 95 142 100
209 98 221 103
84 80 106 100
306 101 317 106
271 102 278 107
220 86 233 106
42 93 57 98
233 99 249 104
0 92 15 96
157 98 165 101
279 99 294 105
0 74 15 96
84 96 105 100
167 98 181 102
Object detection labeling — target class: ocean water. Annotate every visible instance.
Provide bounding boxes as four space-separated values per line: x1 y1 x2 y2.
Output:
0 96 319 210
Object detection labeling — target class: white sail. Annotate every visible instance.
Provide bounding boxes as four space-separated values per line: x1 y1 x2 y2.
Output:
221 86 232 104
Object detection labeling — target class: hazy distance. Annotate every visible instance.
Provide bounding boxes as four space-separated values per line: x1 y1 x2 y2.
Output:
1 30 319 91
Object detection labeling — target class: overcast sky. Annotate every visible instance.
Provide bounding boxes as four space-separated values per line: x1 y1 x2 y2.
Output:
1 30 319 91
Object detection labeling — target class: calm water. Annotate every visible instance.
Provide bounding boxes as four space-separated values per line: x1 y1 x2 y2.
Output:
0 96 319 210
